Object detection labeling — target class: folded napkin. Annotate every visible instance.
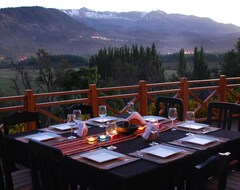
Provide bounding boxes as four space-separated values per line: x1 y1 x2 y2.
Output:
142 122 159 141
126 112 147 126
76 121 88 137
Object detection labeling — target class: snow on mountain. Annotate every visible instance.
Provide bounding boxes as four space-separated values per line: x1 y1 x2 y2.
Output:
61 7 148 20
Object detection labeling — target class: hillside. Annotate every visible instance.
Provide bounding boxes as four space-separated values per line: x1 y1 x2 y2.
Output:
0 6 240 59
0 6 99 58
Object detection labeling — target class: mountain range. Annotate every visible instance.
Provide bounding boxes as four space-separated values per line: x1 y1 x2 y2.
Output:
0 6 240 59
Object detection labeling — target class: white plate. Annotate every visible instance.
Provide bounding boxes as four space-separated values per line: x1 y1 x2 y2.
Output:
143 115 166 122
178 122 209 130
81 149 125 163
25 132 61 141
180 135 218 145
140 144 184 158
50 123 72 131
90 116 118 123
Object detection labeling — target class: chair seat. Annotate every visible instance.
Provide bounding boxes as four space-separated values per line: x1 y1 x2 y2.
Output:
11 169 32 190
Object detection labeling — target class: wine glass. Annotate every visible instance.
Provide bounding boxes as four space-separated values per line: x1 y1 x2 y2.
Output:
67 114 76 139
106 121 118 150
99 105 107 128
73 109 82 133
185 111 195 136
148 119 159 146
168 107 177 131
127 102 134 115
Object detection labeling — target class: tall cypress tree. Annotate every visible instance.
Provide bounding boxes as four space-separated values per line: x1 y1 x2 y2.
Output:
192 46 210 80
177 48 187 77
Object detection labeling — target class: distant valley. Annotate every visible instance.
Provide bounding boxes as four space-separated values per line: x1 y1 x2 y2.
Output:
0 6 240 59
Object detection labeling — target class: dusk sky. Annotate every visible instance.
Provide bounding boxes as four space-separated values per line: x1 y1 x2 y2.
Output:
1 0 239 26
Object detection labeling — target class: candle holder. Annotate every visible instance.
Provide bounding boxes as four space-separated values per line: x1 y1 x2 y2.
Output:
86 136 97 144
98 134 108 142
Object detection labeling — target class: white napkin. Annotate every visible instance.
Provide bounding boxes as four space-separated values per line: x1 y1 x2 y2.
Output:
126 112 147 126
142 122 159 141
76 121 88 137
142 125 151 140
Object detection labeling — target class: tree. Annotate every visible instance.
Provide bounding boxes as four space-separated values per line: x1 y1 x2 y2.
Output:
220 38 240 77
89 43 165 86
192 46 210 80
177 48 187 78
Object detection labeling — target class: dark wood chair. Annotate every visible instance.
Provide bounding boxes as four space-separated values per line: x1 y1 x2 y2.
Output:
2 110 41 134
0 128 32 190
28 139 69 190
189 152 240 190
188 152 230 190
207 102 240 131
65 103 94 119
155 96 184 121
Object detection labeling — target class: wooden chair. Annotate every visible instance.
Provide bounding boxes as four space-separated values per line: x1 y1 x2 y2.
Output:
65 103 94 119
207 102 240 131
155 96 184 121
188 152 230 190
189 152 240 190
2 110 41 134
28 139 69 190
0 128 32 190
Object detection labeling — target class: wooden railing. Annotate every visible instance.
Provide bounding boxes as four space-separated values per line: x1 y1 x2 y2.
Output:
0 75 240 131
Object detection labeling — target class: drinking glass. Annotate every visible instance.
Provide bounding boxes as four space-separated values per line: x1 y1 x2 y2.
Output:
99 105 107 128
127 102 134 115
185 111 195 136
148 119 159 146
73 109 82 133
168 107 177 131
67 114 76 139
106 121 118 150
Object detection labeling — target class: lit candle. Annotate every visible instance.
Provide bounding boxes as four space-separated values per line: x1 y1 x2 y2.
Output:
86 136 97 144
98 134 108 142
138 125 146 132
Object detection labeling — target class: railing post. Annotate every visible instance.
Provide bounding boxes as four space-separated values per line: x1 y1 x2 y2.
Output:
139 80 148 116
218 75 227 102
24 89 36 131
89 84 98 117
180 77 189 119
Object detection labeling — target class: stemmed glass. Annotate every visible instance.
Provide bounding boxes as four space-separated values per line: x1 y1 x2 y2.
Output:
168 107 177 131
73 109 82 133
67 114 76 139
185 111 195 136
148 119 159 146
99 105 107 128
106 121 118 150
127 102 134 115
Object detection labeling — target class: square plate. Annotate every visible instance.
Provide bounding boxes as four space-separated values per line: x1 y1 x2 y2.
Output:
178 122 209 130
180 135 218 145
90 116 118 123
50 123 75 131
81 149 125 163
25 132 61 141
143 115 166 122
140 144 184 158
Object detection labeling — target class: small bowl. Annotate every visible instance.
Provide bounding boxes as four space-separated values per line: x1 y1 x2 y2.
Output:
117 121 138 134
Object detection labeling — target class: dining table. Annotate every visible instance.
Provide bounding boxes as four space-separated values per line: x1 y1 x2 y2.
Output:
5 115 240 190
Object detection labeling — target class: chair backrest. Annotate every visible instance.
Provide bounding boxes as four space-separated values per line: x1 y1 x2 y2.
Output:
207 102 240 131
28 139 68 190
0 128 6 190
155 96 184 121
2 110 41 134
65 103 94 119
189 152 230 190
0 128 17 190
